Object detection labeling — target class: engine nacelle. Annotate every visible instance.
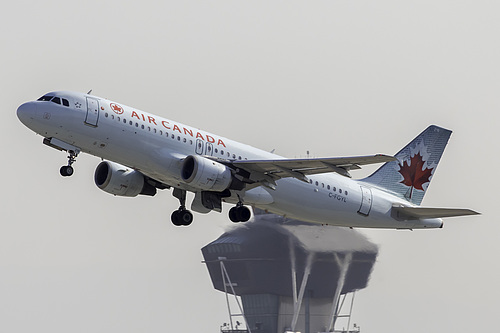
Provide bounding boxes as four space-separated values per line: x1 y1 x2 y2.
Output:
94 161 156 197
181 155 232 192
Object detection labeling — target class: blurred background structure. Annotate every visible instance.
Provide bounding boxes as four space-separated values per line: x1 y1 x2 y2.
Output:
202 211 378 333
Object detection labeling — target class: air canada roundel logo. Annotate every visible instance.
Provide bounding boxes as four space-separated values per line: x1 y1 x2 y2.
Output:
110 103 124 114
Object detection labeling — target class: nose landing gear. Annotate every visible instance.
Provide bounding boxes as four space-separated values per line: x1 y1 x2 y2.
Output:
60 150 79 177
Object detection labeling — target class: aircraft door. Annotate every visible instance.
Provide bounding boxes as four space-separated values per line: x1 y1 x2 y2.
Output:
85 97 99 127
358 186 373 216
205 142 214 156
195 139 204 154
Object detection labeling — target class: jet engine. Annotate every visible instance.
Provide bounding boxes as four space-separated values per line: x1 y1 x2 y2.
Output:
94 161 157 197
181 155 232 191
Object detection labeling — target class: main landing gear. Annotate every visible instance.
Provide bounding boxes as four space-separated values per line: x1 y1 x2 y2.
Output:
171 188 193 226
60 150 79 177
229 203 251 223
171 209 194 226
170 189 251 226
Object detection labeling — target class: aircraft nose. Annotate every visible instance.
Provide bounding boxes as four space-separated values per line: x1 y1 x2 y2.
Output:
17 102 37 126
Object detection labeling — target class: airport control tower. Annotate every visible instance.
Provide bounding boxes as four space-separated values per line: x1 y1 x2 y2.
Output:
202 212 378 333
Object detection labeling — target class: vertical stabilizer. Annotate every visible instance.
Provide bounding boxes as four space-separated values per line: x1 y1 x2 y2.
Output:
362 125 452 205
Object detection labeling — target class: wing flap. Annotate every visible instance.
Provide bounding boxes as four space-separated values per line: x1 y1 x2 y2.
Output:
392 205 480 220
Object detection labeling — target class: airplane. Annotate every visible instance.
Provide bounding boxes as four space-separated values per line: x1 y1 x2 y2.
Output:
17 91 479 229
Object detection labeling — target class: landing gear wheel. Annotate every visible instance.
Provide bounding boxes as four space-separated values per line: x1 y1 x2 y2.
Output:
179 210 193 226
229 207 239 222
239 206 251 222
171 209 193 226
229 205 251 223
60 165 74 177
171 211 181 226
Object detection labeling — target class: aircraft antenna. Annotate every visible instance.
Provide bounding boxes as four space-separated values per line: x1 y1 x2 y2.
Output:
87 89 93 95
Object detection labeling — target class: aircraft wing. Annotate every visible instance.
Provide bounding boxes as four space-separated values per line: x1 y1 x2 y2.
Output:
392 205 480 220
226 154 396 186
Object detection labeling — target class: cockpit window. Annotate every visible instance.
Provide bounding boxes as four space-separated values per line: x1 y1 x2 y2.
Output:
37 95 71 107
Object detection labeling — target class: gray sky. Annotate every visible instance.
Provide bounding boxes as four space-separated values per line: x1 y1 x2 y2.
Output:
1 1 498 332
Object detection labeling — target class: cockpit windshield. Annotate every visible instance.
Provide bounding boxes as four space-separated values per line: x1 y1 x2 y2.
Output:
37 95 70 107
38 95 53 101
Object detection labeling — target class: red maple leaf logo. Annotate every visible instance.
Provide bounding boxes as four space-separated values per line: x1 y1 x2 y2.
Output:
398 152 433 199
110 103 124 114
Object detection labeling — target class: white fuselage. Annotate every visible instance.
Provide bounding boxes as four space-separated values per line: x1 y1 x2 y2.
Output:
17 91 443 229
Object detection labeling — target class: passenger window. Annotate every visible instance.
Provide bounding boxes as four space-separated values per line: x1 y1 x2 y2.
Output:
62 98 69 107
51 97 61 105
327 185 331 190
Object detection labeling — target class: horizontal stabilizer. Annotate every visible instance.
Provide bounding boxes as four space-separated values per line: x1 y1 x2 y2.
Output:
392 205 480 221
